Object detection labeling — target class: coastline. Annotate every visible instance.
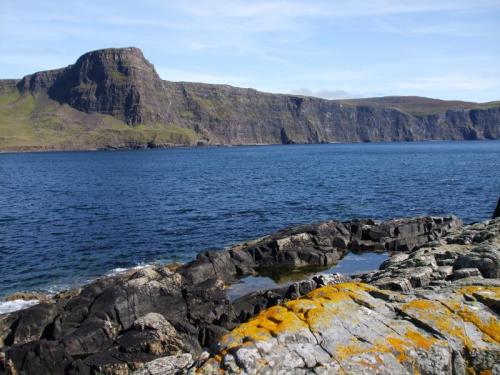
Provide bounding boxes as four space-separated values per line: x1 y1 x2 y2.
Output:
1 138 499 155
1 214 499 374
0 212 491 314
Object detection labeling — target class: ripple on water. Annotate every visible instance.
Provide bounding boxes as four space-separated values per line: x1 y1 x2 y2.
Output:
0 141 499 297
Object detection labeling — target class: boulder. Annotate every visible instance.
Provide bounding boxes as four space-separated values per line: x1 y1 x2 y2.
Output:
450 268 483 280
454 241 500 278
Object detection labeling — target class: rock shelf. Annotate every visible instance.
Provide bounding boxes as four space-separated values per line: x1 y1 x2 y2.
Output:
1 215 499 374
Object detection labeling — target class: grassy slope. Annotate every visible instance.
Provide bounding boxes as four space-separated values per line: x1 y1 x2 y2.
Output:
1 81 498 151
338 96 497 117
0 87 198 151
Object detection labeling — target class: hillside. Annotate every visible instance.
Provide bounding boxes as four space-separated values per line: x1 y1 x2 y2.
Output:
0 47 499 151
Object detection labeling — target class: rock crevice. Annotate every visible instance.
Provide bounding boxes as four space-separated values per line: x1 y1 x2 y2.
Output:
1 216 499 375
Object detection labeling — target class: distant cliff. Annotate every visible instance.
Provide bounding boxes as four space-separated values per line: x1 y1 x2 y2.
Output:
0 47 499 151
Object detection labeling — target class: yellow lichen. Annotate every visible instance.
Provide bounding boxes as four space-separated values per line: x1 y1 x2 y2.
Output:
401 299 474 349
218 305 308 350
386 336 411 361
459 286 500 300
445 301 500 343
405 329 436 351
217 282 480 372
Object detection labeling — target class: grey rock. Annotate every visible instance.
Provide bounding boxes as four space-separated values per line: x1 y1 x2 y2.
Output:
454 241 500 278
0 215 487 375
450 268 483 280
133 353 194 375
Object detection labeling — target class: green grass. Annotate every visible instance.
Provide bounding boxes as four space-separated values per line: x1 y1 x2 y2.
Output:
107 69 128 83
338 96 500 117
0 90 199 151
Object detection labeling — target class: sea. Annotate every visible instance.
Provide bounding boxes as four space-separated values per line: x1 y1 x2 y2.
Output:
0 141 499 309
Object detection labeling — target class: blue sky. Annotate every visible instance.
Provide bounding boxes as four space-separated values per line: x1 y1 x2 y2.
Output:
1 0 500 102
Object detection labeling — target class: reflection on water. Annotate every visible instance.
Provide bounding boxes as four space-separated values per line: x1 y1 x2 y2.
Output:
227 251 389 301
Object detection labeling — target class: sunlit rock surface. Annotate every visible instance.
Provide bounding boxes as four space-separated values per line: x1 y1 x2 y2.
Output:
1 216 498 374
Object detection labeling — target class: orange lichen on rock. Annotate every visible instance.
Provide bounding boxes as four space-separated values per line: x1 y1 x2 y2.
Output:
217 305 308 350
445 301 500 343
401 299 474 349
218 283 373 351
334 330 438 369
209 281 500 375
405 328 436 351
459 286 500 300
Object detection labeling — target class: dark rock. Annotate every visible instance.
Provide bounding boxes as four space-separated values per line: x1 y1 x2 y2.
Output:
0 215 466 374
454 241 500 278
493 198 500 219
2 47 499 152
450 268 483 280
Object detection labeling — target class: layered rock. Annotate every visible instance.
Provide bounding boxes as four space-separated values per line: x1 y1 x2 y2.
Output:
200 282 499 374
180 216 461 286
359 218 499 291
17 47 169 125
200 219 500 374
1 215 498 375
1 47 499 151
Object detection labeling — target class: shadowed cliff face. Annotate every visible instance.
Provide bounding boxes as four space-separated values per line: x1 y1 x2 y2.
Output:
1 47 499 150
17 47 169 125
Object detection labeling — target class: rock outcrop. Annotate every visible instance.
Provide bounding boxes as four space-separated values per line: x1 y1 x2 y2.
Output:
17 48 169 125
201 282 499 374
1 47 499 151
200 219 500 374
1 215 499 374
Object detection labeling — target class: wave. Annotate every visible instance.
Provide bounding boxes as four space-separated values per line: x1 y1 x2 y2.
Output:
0 299 39 315
106 263 155 277
1 263 158 315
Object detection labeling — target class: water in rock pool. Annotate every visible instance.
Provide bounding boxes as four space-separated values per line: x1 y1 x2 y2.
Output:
227 251 389 301
0 141 499 299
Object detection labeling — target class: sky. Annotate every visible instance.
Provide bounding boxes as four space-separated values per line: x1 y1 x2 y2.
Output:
1 0 500 102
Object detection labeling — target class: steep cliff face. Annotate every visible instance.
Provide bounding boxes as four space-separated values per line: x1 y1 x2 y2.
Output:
158 83 500 144
1 47 499 150
17 47 169 125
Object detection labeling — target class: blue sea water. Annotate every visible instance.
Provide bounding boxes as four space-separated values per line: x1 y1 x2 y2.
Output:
0 141 499 298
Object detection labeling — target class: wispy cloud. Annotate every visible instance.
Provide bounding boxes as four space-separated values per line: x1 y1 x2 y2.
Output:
1 0 499 101
393 76 500 91
376 19 500 38
290 88 366 99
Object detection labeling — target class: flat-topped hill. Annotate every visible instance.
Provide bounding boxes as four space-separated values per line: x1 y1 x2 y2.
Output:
0 47 499 151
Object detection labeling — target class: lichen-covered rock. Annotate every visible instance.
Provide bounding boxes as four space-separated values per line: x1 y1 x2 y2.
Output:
200 282 499 374
0 216 493 375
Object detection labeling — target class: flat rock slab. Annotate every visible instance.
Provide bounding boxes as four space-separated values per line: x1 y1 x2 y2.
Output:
199 282 500 374
1 215 496 375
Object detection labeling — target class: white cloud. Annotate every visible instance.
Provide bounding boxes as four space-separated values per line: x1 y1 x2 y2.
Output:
290 88 365 99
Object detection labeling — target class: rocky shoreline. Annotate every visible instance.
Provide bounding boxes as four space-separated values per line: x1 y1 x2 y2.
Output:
1 214 499 374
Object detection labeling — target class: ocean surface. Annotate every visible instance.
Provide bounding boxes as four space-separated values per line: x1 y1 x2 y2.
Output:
0 141 499 298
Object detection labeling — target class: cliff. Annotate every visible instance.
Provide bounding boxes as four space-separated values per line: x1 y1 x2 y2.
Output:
0 47 499 151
